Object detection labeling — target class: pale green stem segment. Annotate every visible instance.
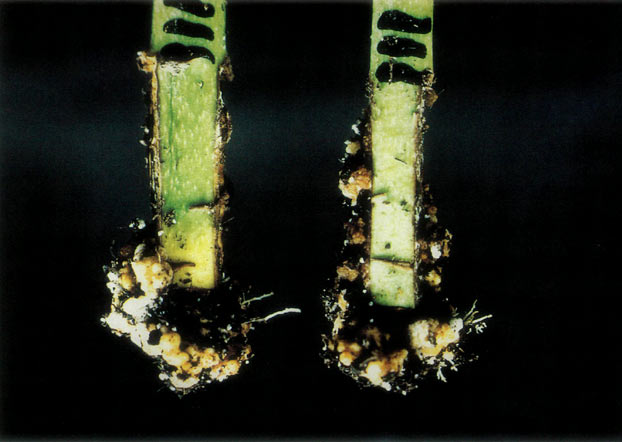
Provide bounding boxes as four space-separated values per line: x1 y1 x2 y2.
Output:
368 0 433 308
151 0 228 289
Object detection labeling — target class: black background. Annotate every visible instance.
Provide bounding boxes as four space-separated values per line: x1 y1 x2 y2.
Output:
1 0 621 439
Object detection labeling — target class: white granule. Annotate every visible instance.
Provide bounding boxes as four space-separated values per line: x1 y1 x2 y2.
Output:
430 242 442 260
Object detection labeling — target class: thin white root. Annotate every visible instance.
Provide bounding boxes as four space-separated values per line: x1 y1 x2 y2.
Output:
241 292 275 306
462 300 492 335
247 308 302 323
470 314 493 325
436 366 447 383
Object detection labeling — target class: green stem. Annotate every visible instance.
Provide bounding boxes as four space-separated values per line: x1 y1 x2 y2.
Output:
368 0 433 308
146 0 229 290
